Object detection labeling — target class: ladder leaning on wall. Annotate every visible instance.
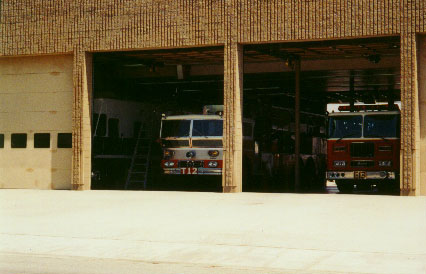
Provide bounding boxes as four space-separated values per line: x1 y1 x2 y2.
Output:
125 122 152 190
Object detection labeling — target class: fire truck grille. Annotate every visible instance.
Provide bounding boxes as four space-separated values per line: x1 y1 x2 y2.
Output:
192 139 223 147
350 143 374 158
351 160 375 167
162 140 190 148
178 161 204 168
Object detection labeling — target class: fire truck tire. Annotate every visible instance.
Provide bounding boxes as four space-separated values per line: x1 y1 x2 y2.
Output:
391 179 401 195
378 180 400 195
335 180 354 193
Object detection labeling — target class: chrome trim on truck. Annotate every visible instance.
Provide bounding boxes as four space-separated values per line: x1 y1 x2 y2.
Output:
327 171 396 180
163 168 222 175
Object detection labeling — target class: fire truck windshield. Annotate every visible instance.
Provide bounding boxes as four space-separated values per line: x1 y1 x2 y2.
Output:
328 115 362 139
192 120 223 137
364 114 399 138
161 120 191 138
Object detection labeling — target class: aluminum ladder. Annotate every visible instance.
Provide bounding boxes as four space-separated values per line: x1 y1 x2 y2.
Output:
125 125 152 190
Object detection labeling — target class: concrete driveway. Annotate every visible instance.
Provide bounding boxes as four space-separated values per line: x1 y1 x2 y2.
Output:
1 189 425 274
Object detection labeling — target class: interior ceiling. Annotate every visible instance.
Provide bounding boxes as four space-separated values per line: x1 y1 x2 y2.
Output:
244 36 400 62
95 36 400 65
94 37 401 105
242 37 401 104
243 69 400 106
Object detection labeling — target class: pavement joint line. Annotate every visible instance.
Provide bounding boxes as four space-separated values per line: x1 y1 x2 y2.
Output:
0 251 365 274
303 252 337 272
1 233 425 257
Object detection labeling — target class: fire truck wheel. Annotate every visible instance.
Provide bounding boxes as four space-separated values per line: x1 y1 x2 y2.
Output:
391 180 401 195
335 180 354 193
378 180 400 195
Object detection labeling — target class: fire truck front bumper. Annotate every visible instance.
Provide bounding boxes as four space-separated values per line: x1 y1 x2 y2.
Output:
327 171 396 180
163 168 222 175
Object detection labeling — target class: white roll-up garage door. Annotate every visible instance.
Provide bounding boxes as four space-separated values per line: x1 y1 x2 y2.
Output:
0 55 73 189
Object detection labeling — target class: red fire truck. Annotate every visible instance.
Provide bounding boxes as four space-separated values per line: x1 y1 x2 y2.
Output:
326 104 400 193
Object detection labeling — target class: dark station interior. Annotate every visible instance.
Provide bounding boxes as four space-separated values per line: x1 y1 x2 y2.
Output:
91 36 401 194
91 46 225 191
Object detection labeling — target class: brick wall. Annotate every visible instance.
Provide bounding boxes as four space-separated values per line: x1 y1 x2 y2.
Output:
1 0 425 194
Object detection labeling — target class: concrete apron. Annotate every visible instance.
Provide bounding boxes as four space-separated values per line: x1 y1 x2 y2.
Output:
0 190 425 274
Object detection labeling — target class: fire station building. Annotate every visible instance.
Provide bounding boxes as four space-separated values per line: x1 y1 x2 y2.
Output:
0 1 425 195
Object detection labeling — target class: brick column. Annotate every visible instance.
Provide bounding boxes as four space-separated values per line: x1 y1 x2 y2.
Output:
72 49 92 190
223 43 243 193
400 33 420 196
417 35 426 196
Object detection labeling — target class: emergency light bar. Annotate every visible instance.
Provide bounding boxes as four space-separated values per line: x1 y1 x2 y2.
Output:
338 104 399 112
203 105 224 116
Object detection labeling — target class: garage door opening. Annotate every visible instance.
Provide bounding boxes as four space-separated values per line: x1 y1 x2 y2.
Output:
91 47 224 191
242 36 401 195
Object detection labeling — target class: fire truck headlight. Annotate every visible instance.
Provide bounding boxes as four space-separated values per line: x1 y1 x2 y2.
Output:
164 161 175 167
378 161 392 167
164 150 174 157
186 151 196 158
208 150 219 157
333 160 346 167
208 161 218 168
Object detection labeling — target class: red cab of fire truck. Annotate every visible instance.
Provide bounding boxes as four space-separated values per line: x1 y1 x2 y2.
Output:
326 104 400 192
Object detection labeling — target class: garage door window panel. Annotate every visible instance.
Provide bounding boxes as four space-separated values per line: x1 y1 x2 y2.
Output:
0 134 4 148
34 133 50 148
58 133 72 148
11 133 27 148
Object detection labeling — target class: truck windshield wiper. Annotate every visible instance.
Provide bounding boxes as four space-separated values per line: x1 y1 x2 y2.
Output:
192 128 209 138
337 133 359 142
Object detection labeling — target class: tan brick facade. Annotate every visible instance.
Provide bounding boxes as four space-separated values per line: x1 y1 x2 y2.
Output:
1 1 425 195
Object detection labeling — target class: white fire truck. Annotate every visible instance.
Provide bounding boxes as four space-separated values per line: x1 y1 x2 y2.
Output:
160 105 226 176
